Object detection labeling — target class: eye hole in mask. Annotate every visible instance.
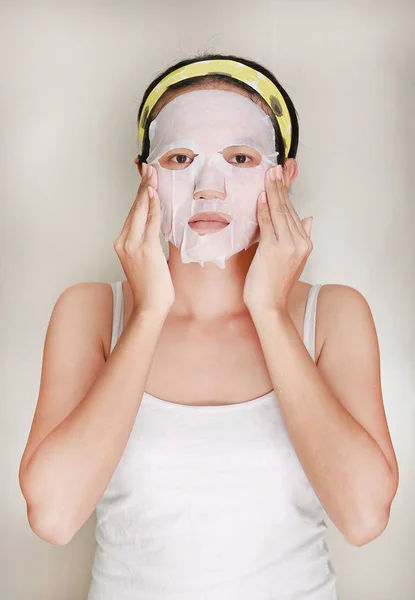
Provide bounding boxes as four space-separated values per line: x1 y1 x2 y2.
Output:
159 145 263 170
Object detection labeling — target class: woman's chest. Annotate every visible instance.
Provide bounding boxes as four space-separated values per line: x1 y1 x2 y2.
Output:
144 313 276 405
117 280 318 407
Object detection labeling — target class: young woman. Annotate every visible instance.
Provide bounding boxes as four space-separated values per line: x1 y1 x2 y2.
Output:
19 54 398 599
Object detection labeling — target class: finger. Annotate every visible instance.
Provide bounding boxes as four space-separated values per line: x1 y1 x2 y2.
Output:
118 181 151 244
302 216 313 238
281 186 309 240
119 168 152 238
146 163 159 191
127 164 158 231
129 164 155 216
257 191 277 242
265 167 293 242
127 189 151 243
143 185 161 242
269 167 307 242
277 167 312 240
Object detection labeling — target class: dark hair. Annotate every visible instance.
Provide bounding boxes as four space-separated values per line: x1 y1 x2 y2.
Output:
137 52 299 167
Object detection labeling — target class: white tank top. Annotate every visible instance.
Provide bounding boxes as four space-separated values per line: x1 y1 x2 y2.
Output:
87 281 338 600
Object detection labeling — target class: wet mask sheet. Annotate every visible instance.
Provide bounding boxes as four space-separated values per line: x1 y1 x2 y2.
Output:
146 89 279 269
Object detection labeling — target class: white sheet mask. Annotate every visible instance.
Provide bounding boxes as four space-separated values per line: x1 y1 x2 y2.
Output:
146 89 279 269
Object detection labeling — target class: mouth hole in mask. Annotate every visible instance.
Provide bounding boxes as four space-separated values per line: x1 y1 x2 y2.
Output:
188 214 231 236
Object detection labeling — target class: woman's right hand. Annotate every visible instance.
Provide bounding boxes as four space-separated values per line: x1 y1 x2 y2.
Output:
113 163 175 317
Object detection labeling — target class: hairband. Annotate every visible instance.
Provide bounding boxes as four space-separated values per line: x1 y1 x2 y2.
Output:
137 59 292 159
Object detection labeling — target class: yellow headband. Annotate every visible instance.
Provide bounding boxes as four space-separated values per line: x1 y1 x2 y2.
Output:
137 59 293 159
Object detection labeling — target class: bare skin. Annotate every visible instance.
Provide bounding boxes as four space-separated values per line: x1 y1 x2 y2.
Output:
101 277 318 407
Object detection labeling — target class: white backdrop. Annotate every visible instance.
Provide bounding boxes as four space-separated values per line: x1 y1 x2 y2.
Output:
1 0 414 598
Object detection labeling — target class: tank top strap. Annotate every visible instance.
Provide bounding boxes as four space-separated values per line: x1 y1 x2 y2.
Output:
109 281 124 354
302 284 323 362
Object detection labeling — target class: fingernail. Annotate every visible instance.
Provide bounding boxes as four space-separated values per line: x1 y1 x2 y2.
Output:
269 167 276 181
276 165 283 181
142 163 147 178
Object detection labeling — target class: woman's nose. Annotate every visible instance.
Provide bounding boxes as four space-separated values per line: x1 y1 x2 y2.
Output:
193 158 226 201
193 188 226 201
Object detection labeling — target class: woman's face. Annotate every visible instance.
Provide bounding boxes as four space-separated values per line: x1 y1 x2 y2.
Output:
146 88 279 269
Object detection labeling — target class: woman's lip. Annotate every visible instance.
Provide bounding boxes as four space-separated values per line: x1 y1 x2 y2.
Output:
188 221 229 232
188 212 231 224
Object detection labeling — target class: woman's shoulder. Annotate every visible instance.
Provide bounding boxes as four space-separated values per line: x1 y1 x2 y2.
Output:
311 283 375 358
297 280 365 300
298 280 369 314
295 280 371 362
316 283 372 321
58 280 115 310
55 280 117 360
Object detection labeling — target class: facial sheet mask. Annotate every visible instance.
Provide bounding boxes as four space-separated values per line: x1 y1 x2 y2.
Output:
146 89 279 269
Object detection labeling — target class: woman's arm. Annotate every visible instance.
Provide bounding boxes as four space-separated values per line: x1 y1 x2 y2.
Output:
249 284 399 547
19 283 168 546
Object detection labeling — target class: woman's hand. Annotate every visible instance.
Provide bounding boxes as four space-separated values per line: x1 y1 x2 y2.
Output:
243 165 313 314
113 163 175 317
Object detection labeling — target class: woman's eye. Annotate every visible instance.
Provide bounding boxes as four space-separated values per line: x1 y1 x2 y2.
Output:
170 154 192 165
230 154 253 165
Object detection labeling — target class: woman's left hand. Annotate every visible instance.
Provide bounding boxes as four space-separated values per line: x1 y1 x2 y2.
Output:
243 164 314 314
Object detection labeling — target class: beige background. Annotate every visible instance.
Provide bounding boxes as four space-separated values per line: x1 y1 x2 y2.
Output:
2 0 414 598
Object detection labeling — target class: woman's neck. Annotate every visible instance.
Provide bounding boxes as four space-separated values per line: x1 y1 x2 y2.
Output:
166 243 258 321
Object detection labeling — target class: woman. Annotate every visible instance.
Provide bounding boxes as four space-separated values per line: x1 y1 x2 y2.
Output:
19 53 398 599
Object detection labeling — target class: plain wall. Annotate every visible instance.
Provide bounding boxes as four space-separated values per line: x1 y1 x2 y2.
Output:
1 0 414 598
